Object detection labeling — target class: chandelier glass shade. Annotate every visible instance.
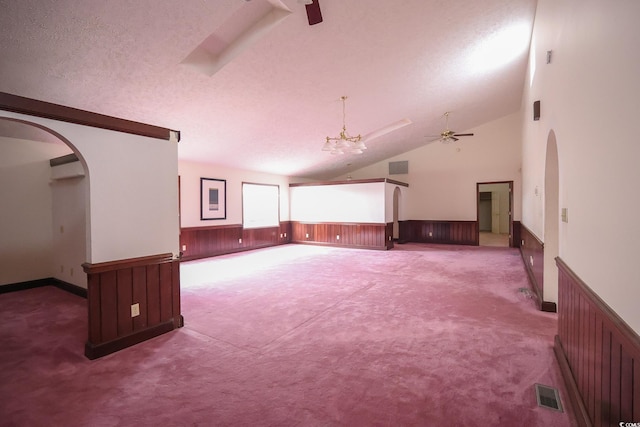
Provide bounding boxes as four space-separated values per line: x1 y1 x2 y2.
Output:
322 96 366 155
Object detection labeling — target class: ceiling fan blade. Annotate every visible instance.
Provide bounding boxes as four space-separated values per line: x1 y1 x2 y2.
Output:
362 118 412 142
453 133 474 137
451 137 459 142
305 0 323 25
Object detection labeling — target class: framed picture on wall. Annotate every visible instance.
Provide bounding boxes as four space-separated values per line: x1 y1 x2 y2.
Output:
200 178 226 220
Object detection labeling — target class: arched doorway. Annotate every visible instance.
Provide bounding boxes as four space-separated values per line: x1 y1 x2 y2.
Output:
543 130 560 305
0 117 89 291
393 186 401 241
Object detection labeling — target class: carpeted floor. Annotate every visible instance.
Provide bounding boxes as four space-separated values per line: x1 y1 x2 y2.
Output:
0 243 575 426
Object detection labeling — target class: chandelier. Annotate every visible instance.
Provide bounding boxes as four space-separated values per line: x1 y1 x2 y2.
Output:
321 96 367 155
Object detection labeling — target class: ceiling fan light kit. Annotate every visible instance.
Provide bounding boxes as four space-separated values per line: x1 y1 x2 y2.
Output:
428 112 474 144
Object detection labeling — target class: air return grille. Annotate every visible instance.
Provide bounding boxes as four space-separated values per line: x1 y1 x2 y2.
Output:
534 384 563 412
388 160 408 175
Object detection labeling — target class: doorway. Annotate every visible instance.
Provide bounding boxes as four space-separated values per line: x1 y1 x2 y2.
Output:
0 117 89 289
477 181 513 247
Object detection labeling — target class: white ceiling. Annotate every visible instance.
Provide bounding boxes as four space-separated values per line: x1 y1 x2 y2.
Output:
0 0 536 180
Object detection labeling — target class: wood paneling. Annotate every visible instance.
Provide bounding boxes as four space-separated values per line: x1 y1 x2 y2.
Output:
180 222 291 261
290 221 391 250
82 253 182 359
398 220 478 246
555 257 640 426
385 222 394 250
519 224 556 312
512 220 522 248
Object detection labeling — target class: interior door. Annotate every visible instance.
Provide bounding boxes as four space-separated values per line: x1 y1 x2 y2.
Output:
491 193 500 234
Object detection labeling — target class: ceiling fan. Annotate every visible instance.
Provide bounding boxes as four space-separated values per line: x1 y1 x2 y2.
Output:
427 112 474 143
298 0 323 25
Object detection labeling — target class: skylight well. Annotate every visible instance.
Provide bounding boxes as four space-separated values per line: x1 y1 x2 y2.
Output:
181 0 291 76
466 22 532 75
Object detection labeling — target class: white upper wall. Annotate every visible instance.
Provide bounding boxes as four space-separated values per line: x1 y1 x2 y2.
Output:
179 160 291 228
338 112 523 221
521 0 640 332
290 181 386 223
0 112 180 264
51 170 88 289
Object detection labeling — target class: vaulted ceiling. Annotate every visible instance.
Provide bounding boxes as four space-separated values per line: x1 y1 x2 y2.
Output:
0 0 536 179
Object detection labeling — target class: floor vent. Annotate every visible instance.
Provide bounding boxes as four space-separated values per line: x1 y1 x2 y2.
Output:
518 287 535 299
535 384 563 412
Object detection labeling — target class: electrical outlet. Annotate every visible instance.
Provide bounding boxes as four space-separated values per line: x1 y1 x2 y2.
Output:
238 238 242 244
182 244 186 251
280 233 283 238
530 256 534 266
284 233 287 237
305 233 309 238
131 303 140 317
336 235 340 240
521 239 525 246
428 231 433 237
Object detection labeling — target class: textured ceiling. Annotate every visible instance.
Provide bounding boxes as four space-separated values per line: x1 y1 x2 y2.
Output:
0 0 536 179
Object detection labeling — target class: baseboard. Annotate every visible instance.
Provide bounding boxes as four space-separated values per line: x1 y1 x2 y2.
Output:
0 277 87 298
85 319 176 360
51 278 87 298
554 335 593 427
0 278 51 294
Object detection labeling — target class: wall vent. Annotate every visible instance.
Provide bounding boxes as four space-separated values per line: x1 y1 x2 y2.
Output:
534 384 563 412
388 161 408 175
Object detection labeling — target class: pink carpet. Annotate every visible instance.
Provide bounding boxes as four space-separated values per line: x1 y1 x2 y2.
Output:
0 243 575 426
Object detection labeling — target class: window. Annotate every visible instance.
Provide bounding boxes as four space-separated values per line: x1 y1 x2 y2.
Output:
242 183 279 229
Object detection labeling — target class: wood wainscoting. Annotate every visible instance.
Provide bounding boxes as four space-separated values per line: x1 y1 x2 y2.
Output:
82 253 182 359
519 224 556 312
555 257 640 426
398 220 478 246
180 222 291 261
290 221 393 250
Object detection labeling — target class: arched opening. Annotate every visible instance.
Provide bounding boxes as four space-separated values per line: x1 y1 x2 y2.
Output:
543 130 560 305
0 117 90 292
393 186 401 240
